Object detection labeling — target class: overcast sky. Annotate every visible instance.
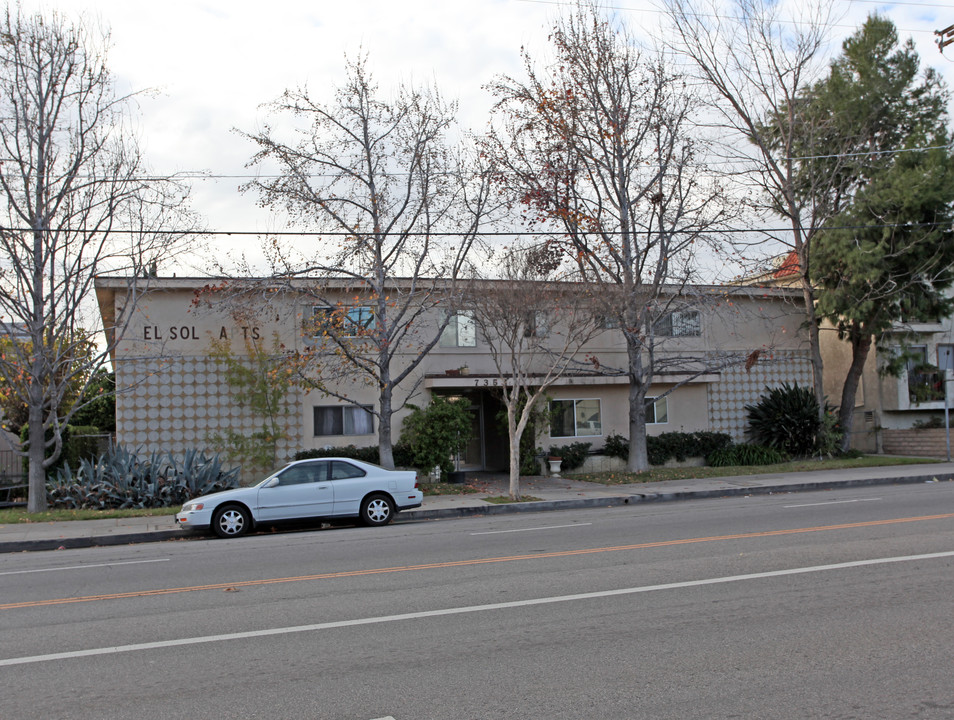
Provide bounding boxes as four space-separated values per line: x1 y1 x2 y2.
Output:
15 0 954 275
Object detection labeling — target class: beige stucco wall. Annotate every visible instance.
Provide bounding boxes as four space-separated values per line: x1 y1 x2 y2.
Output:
98 277 813 470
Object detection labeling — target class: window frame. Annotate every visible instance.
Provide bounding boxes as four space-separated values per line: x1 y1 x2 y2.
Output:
440 311 477 348
313 405 375 437
645 396 669 425
654 309 701 338
312 305 376 338
549 398 602 438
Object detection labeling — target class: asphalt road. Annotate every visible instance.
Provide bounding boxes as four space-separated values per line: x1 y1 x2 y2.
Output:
3 482 954 719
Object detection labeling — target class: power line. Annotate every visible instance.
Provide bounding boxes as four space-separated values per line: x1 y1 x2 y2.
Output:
2 221 949 237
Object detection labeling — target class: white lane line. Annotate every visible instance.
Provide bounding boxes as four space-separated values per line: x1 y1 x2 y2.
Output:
0 559 170 577
471 523 592 536
784 498 882 508
4 549 953 668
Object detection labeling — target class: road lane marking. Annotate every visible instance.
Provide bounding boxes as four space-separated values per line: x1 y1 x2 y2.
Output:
785 499 882 508
4 511 954 611
470 523 592 535
0 559 170 577
4 549 953 668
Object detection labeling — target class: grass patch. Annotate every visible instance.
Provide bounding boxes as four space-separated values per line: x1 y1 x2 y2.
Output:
568 454 938 485
0 506 178 525
483 495 544 504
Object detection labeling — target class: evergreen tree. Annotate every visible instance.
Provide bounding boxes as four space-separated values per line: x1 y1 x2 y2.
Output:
804 16 954 450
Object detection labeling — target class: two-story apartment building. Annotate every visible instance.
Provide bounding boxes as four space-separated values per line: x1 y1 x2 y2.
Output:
95 276 813 473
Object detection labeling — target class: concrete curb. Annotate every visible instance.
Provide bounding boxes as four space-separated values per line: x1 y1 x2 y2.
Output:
1 472 951 554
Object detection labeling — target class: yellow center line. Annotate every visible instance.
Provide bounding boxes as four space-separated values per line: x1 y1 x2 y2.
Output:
4 512 953 611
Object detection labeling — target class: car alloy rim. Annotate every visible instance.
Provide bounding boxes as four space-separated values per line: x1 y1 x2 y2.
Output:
219 509 245 535
367 499 390 523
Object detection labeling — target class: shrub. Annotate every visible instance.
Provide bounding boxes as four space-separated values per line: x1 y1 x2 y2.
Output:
294 445 380 464
603 432 629 461
400 396 472 477
707 443 788 467
46 445 240 509
548 442 591 471
746 382 822 457
603 431 732 466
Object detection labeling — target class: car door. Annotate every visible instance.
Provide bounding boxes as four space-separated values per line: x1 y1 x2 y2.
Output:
328 460 371 516
255 461 333 521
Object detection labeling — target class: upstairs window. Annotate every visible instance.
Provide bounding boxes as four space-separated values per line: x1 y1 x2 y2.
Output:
654 310 700 337
313 306 375 338
440 312 476 347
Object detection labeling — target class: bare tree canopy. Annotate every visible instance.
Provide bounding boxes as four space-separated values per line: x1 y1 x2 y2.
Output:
464 245 600 499
240 55 493 468
485 1 728 471
0 6 198 511
662 0 847 416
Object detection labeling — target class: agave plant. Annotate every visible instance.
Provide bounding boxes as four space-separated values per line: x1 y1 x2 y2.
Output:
745 383 822 457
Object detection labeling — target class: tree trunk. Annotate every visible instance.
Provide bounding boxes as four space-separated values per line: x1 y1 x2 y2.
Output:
627 378 650 473
378 385 395 469
837 329 872 454
26 404 47 513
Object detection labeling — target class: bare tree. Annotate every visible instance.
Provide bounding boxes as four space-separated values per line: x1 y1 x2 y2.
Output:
485 3 728 471
241 56 493 468
0 7 197 512
662 0 854 418
464 245 600 499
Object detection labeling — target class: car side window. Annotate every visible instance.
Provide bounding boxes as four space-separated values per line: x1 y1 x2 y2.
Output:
330 461 366 480
278 463 326 485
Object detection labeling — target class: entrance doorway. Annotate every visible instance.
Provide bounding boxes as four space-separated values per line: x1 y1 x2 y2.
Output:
433 389 507 471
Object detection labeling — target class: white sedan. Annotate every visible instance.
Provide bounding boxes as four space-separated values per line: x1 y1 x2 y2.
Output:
175 458 423 538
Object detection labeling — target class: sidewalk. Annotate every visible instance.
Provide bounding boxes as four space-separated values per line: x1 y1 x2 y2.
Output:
2 462 953 553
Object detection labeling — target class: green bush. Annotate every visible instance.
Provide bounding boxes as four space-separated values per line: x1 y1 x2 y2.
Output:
294 445 380 464
707 443 788 467
46 445 240 509
746 382 822 457
548 441 591 470
400 396 472 477
603 432 629 460
602 431 732 466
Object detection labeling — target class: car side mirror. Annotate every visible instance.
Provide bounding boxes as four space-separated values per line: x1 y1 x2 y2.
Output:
263 477 279 488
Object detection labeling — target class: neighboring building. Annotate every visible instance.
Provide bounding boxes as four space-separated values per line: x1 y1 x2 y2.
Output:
95 276 813 473
745 251 954 454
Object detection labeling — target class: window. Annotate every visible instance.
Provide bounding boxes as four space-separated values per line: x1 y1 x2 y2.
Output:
907 346 943 403
313 405 374 436
938 344 954 373
654 310 701 337
313 306 375 337
440 312 476 347
645 396 669 424
550 398 601 438
330 460 366 480
523 310 548 338
595 313 620 330
277 463 325 485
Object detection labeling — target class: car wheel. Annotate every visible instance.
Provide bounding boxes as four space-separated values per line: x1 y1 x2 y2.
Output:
212 504 251 538
360 493 394 527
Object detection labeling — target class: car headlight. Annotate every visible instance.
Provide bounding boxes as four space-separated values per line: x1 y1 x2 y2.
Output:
181 502 204 512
